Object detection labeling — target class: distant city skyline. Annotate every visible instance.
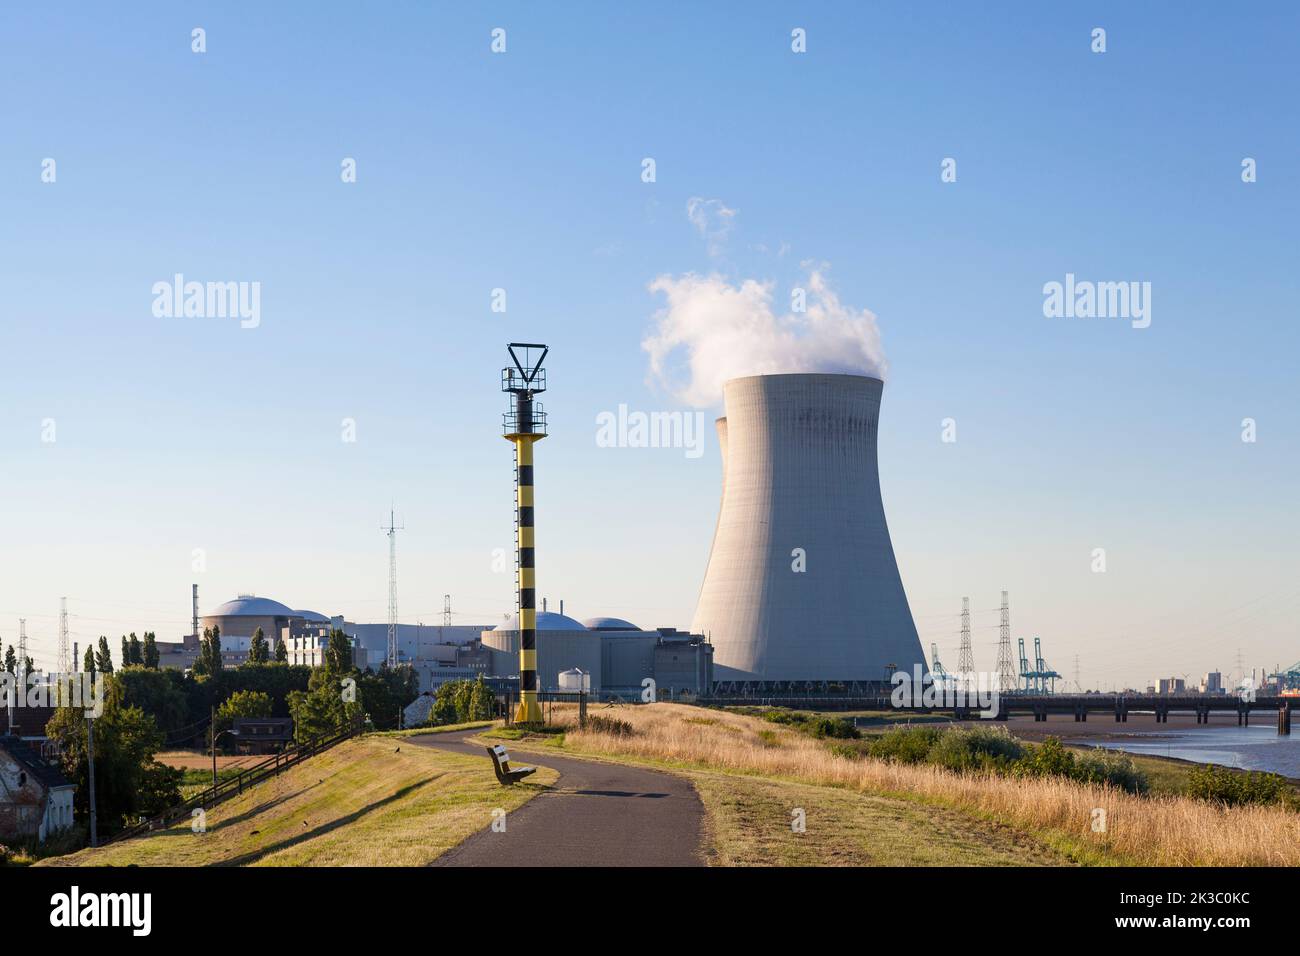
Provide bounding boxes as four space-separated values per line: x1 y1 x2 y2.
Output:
2 4 1297 688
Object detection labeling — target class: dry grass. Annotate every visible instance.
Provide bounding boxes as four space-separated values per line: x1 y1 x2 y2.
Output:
690 770 1066 866
557 704 1300 866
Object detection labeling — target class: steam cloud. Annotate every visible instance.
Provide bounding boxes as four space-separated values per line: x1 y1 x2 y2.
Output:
643 269 888 407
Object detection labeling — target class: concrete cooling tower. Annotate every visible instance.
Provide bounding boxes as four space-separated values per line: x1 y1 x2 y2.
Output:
692 373 925 683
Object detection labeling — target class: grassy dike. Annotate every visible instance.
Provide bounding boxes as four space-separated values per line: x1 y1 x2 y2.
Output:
40 735 556 867
492 704 1300 867
479 718 1077 865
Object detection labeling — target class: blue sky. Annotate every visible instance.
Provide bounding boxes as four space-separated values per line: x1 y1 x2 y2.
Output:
1 2 1297 689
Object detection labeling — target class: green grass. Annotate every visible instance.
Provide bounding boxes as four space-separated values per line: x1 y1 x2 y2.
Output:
375 720 498 739
39 735 556 867
481 726 568 746
178 766 244 800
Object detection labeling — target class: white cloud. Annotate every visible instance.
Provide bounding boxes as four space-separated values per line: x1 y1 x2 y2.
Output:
685 197 737 256
643 268 888 408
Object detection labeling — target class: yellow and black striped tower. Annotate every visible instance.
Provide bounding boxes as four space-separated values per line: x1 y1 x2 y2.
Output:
502 343 548 726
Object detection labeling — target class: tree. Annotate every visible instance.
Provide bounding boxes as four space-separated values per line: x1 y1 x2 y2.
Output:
193 626 223 676
23 656 33 676
110 669 189 743
325 629 353 675
287 668 360 743
469 674 494 720
284 630 362 742
142 632 160 670
3 645 15 675
45 691 183 835
121 636 130 667
95 637 113 674
128 633 143 666
274 638 288 663
248 627 269 665
82 645 96 677
214 690 273 747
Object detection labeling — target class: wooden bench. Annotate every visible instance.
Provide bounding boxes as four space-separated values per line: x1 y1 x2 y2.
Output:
486 744 536 785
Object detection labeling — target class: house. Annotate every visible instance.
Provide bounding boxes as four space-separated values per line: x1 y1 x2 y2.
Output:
0 734 75 843
232 717 294 754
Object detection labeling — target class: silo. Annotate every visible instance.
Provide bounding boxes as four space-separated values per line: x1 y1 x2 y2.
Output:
692 373 924 683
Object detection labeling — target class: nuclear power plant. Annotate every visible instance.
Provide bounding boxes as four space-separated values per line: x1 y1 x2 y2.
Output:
692 373 926 686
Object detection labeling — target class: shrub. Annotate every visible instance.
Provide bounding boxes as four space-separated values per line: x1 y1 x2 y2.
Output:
866 725 943 764
1013 737 1076 780
1188 764 1296 808
929 725 1024 772
1073 748 1149 795
585 716 634 737
759 709 807 727
803 716 860 740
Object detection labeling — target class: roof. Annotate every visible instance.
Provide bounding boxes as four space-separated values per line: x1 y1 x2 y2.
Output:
0 735 73 790
294 609 331 624
493 611 587 631
3 705 56 739
581 616 641 632
207 595 297 618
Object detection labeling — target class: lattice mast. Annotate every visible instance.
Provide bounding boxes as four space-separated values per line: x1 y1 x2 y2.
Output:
382 509 404 669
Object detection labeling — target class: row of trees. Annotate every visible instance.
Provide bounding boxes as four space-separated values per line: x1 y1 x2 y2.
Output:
431 676 496 725
0 641 34 675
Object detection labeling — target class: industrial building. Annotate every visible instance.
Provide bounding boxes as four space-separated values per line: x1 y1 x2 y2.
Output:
480 610 713 700
164 592 708 700
692 373 926 685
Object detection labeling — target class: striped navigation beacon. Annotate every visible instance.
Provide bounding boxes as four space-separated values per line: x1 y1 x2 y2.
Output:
501 343 548 725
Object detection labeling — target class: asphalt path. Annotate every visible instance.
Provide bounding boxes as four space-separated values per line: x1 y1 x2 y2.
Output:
409 728 705 867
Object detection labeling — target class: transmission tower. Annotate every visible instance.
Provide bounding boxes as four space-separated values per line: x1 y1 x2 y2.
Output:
1073 654 1082 692
995 590 1017 694
17 619 29 681
58 597 70 673
957 596 974 682
382 509 404 669
442 594 452 628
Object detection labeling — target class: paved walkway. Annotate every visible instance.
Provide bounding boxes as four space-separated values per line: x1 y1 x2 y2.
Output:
409 729 704 867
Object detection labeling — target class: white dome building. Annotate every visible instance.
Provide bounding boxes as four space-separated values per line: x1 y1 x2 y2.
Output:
481 610 601 694
201 595 302 653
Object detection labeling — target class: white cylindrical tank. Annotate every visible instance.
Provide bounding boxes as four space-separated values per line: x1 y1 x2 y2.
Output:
692 373 925 682
557 668 590 692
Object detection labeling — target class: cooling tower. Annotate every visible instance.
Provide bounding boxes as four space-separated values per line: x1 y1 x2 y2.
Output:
692 373 924 682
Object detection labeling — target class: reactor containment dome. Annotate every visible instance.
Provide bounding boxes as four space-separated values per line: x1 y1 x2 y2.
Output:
691 373 925 683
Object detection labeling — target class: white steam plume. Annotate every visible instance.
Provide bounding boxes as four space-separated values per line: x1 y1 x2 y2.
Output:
643 269 888 407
